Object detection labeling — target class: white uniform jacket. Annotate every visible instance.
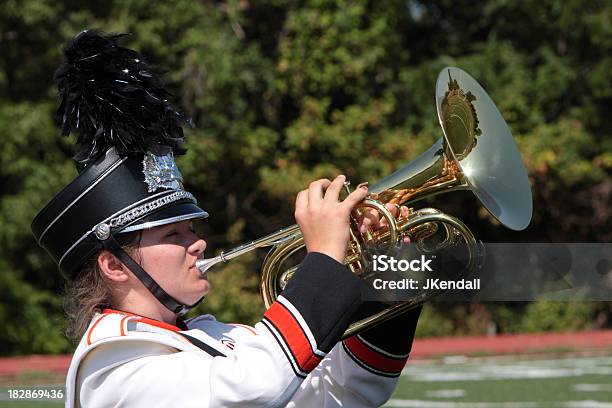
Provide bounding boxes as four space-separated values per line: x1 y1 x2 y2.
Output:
65 253 419 408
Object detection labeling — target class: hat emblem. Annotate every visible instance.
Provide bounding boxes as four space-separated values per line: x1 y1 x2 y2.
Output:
142 152 184 193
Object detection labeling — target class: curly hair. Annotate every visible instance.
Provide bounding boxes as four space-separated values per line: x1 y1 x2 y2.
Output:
63 232 141 343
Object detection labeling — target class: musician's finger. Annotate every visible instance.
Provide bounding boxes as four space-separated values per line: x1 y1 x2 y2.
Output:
307 178 331 204
341 184 368 211
324 175 346 203
295 189 308 211
386 203 400 217
401 206 411 244
358 209 378 234
378 203 399 228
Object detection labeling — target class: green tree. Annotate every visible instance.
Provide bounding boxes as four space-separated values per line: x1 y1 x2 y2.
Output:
0 0 609 354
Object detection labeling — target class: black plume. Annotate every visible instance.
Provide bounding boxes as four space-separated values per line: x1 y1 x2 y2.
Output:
54 30 190 168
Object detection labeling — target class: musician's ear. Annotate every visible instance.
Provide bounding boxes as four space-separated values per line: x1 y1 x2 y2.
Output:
98 250 130 283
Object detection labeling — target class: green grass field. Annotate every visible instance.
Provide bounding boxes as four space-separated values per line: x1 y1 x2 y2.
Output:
388 354 612 407
1 354 611 407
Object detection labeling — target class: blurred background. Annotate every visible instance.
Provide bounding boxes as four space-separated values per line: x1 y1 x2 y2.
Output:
0 0 610 361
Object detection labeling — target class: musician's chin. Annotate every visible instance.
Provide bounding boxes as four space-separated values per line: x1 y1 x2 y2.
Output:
194 280 211 299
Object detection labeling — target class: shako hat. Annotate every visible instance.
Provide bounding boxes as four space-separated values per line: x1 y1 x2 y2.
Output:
31 30 208 313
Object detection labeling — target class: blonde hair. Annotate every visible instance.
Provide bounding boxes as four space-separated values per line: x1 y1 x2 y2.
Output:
63 232 141 343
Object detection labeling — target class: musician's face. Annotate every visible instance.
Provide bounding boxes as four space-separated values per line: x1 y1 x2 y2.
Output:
138 220 210 305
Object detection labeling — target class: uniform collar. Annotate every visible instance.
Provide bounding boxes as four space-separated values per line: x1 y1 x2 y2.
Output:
102 308 188 331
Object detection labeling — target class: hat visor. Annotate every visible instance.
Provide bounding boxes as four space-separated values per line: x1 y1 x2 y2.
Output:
119 202 209 233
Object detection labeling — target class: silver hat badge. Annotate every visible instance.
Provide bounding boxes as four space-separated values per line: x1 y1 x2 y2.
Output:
142 152 184 192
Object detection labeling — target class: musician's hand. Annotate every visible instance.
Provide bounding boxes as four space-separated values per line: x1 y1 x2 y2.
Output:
295 175 368 263
358 204 411 243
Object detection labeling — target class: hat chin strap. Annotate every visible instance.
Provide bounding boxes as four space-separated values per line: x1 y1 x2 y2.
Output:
102 236 204 316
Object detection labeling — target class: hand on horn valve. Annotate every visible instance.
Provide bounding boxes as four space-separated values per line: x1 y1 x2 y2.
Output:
295 175 368 263
358 203 412 244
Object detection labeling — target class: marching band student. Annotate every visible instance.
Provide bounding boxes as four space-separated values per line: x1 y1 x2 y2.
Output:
32 30 421 408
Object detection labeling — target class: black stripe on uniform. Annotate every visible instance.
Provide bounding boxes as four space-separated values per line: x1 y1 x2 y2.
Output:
179 332 227 358
260 319 307 379
341 342 400 378
279 252 362 353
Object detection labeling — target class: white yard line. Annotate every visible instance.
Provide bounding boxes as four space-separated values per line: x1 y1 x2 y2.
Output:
401 356 612 381
425 389 466 398
385 400 612 408
563 402 612 408
385 399 543 407
404 367 612 382
573 384 612 392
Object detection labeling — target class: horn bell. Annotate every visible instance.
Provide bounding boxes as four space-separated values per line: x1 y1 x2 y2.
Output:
435 66 532 231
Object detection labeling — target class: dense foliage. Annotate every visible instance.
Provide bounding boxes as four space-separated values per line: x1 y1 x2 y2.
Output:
0 0 610 355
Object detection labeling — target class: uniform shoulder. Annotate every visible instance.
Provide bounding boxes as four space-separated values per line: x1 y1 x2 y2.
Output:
186 315 258 338
84 311 190 347
84 312 128 346
185 314 217 325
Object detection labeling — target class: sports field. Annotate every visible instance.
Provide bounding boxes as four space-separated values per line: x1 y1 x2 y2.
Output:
1 354 611 407
388 354 612 408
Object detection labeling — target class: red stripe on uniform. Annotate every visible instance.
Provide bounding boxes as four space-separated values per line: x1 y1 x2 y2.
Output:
228 323 258 336
344 336 407 374
87 314 110 345
120 315 130 336
264 302 322 373
102 308 183 332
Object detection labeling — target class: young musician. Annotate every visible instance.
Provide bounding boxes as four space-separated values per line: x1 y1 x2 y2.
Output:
32 30 420 408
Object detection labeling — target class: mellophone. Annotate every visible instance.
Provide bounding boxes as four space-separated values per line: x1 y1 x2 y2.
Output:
196 67 533 338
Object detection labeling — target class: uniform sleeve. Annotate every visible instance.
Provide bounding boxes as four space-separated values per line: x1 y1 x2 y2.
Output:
77 252 363 408
285 305 422 407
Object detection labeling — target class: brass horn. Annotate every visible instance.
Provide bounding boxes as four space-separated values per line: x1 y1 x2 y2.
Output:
196 67 533 339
